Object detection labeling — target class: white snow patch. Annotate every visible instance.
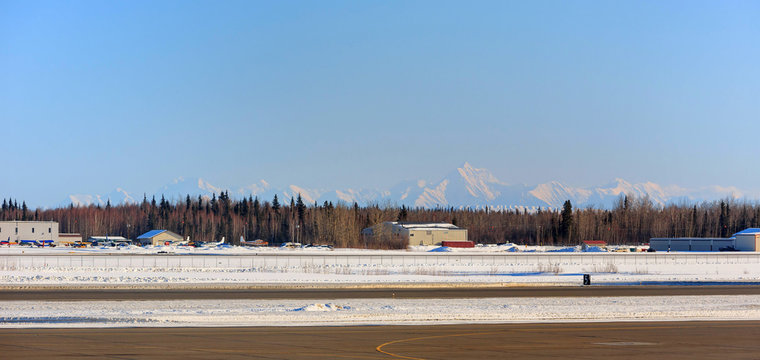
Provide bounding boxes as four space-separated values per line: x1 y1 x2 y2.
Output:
2 295 760 328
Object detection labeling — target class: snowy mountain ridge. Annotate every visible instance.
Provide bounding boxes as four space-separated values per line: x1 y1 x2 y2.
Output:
65 163 747 210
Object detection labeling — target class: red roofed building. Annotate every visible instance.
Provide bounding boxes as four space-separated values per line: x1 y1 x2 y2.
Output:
582 240 607 250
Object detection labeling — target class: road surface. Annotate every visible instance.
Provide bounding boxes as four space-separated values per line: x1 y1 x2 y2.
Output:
1 321 759 359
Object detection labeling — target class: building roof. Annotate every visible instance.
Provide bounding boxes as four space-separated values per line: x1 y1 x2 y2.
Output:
583 240 607 245
88 236 129 241
393 222 461 230
734 228 760 236
137 230 167 239
0 220 58 223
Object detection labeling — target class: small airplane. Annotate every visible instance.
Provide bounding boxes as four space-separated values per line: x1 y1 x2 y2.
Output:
199 237 228 248
19 239 54 247
175 236 192 246
240 236 268 246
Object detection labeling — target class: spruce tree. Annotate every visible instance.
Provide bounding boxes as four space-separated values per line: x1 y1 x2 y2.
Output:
272 195 280 214
397 205 408 221
296 194 306 224
559 200 574 242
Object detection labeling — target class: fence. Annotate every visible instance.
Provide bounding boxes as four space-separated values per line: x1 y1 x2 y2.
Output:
2 252 760 270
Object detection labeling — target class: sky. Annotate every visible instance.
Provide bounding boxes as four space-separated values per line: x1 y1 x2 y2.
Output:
1 0 759 207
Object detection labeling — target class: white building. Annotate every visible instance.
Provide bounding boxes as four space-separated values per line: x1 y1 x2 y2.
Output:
734 228 760 251
0 221 59 245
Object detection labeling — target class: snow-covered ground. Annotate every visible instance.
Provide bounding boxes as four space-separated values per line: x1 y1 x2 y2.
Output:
3 246 760 329
0 243 643 255
2 295 759 328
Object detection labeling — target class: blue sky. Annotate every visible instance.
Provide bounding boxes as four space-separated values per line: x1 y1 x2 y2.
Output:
2 0 759 207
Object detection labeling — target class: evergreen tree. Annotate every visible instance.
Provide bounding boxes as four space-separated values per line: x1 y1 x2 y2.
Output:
211 193 219 215
272 195 280 214
253 197 260 217
397 205 408 221
559 200 574 241
240 197 249 217
296 194 306 224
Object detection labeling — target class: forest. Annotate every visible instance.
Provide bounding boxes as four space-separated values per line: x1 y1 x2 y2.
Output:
1 193 758 249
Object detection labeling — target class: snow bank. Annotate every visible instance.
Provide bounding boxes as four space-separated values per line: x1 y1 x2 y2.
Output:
2 295 759 328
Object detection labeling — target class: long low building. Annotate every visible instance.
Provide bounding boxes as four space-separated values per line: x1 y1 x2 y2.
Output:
651 228 760 252
649 237 735 252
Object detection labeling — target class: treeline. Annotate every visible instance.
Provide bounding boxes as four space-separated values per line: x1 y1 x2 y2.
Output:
1 194 759 249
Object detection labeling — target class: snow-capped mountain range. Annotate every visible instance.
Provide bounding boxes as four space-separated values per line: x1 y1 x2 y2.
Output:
66 163 748 210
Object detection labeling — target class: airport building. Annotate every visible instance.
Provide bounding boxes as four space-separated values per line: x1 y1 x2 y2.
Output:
0 220 59 245
650 228 760 252
137 230 183 246
734 228 760 251
361 222 468 246
59 233 83 246
88 236 131 245
649 237 735 252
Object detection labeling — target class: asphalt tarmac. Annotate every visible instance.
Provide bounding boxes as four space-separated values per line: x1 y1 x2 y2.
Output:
1 321 759 359
2 285 760 301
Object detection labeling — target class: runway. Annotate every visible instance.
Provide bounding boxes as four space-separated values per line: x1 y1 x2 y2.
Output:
1 321 759 359
2 285 760 301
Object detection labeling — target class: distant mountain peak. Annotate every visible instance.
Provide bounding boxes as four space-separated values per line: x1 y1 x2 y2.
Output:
63 163 751 210
453 162 503 201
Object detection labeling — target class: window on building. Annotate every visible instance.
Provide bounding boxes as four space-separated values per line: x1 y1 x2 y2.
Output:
15 228 18 234
49 227 51 233
426 231 432 235
32 228 35 233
